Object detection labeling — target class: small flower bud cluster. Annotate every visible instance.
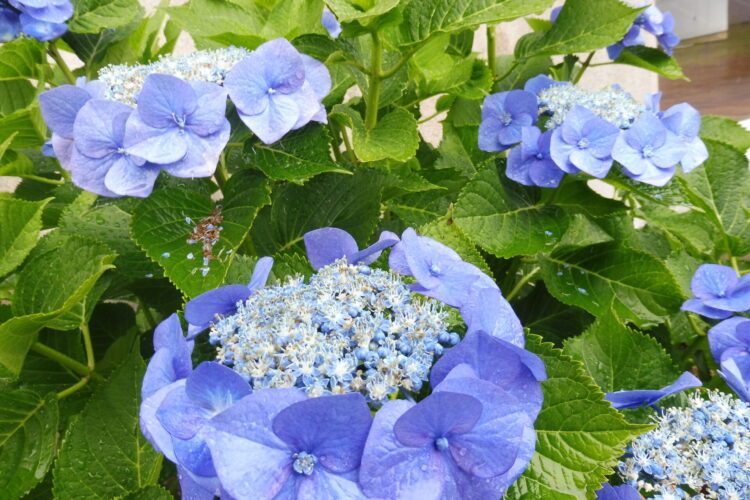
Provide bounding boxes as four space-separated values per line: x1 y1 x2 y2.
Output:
98 47 251 105
209 258 458 402
618 390 750 499
538 84 644 130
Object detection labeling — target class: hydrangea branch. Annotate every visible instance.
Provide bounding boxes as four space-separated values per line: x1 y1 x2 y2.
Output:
365 31 383 130
505 266 541 301
48 41 75 84
487 25 497 80
572 51 596 84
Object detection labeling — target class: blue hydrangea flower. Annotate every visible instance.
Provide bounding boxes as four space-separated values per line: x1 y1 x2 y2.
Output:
458 287 525 348
478 90 538 152
360 364 534 499
18 11 65 40
9 0 72 23
431 331 546 419
303 227 399 271
0 7 20 40
389 227 498 308
618 390 750 498
184 256 274 335
656 12 680 55
637 4 665 35
660 102 708 172
506 125 564 188
709 317 750 401
612 113 686 186
123 74 230 178
523 74 565 95
549 5 561 22
604 371 702 410
71 99 163 197
322 9 341 38
205 390 372 500
224 38 331 144
154 362 251 477
39 78 106 169
681 264 750 319
550 105 620 178
595 483 642 500
607 24 645 60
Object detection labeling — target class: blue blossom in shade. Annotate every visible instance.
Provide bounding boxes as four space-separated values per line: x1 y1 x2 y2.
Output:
205 390 372 500
612 113 686 186
604 371 702 410
431 331 546 419
388 227 497 308
0 8 20 40
681 264 750 319
124 74 230 178
478 90 538 152
224 38 331 144
549 5 561 22
656 12 680 55
18 11 65 40
550 105 620 177
184 256 274 335
359 366 532 499
637 4 665 35
660 102 708 171
523 74 565 96
644 91 662 115
71 99 161 197
459 287 525 348
607 24 645 60
708 317 750 401
210 258 454 400
41 140 55 157
303 227 399 271
9 0 72 23
321 9 341 38
39 78 105 169
618 390 750 499
155 362 251 477
506 126 564 188
595 483 642 500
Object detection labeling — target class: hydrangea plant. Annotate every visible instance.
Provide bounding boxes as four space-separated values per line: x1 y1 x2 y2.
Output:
1 0 750 499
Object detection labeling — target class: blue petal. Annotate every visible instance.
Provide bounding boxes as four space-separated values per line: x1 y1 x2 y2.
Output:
140 379 184 462
349 231 399 266
297 469 368 500
0 8 20 41
604 371 701 409
272 393 372 474
393 392 482 447
478 117 507 152
177 466 219 500
238 93 300 144
173 431 216 477
51 134 74 170
595 483 643 500
124 111 188 164
680 297 734 320
184 284 252 332
661 102 701 138
157 384 212 440
480 92 509 121
504 90 538 119
103 156 160 198
400 227 462 290
15 0 72 23
19 14 66 41
301 54 331 101
679 136 708 172
186 81 229 137
303 227 359 270
185 362 251 412
39 85 92 139
136 74 197 129
523 74 560 95
321 10 342 38
410 260 484 308
708 316 750 363
549 128 580 174
506 146 534 186
569 149 613 178
459 286 524 347
719 355 750 402
690 264 738 299
69 147 121 197
249 256 274 289
161 122 230 178
74 99 133 159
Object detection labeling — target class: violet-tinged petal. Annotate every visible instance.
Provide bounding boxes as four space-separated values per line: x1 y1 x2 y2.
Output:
103 156 160 198
289 81 322 131
410 260 484 309
480 92 508 121
349 231 400 266
301 54 332 101
157 385 212 440
679 136 709 172
321 9 342 38
604 371 702 410
19 14 66 41
304 227 359 270
460 286 524 347
15 0 72 23
161 121 230 178
272 393 372 474
237 93 300 144
178 466 218 500
0 8 20 41
186 362 252 410
140 379 184 462
549 131 580 174
68 147 121 197
661 102 701 139
645 92 662 114
719 354 750 402
478 117 508 152
569 149 613 178
393 392 482 447
184 284 252 332
359 400 445 500
248 256 274 290
690 264 738 299
680 297 734 320
124 111 188 164
39 85 93 139
495 118 527 146
400 227 461 290
524 74 561 95
154 313 188 351
649 131 686 169
704 286 750 312
708 316 750 363
173 431 216 477
297 469 368 500
595 483 643 500
136 74 197 129
186 81 229 136
51 134 73 169
504 90 538 118
74 99 133 158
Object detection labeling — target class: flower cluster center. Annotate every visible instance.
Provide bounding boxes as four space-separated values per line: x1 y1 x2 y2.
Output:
538 84 644 130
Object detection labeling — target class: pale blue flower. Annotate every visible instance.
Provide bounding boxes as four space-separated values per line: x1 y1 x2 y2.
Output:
604 371 702 410
681 264 750 319
595 483 642 499
550 105 620 177
709 317 750 401
660 102 708 172
18 11 65 40
0 7 20 40
303 227 399 271
9 0 72 23
506 126 564 188
322 9 341 38
478 90 538 152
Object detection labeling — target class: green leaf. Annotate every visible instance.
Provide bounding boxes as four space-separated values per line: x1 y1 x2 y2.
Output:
69 0 145 33
260 0 325 39
615 45 685 79
675 139 750 256
120 485 174 500
241 125 350 183
636 203 716 254
419 216 492 276
506 335 651 499
453 166 568 258
401 0 554 45
53 351 162 499
555 213 613 249
700 115 750 153
0 391 58 499
564 315 680 392
0 197 50 278
331 105 419 162
0 108 44 149
131 176 271 298
0 234 116 376
324 0 399 24
514 283 594 346
0 38 43 81
251 169 382 256
494 54 553 92
515 0 643 58
166 0 264 40
0 80 36 115
540 242 684 328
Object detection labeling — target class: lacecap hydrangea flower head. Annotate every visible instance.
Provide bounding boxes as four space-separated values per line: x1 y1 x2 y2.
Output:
38 39 331 197
0 0 73 42
479 75 708 188
140 226 547 499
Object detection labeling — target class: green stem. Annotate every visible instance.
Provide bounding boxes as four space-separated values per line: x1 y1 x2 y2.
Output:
417 109 445 124
730 256 741 274
30 342 103 382
486 24 497 79
573 51 596 84
340 59 371 75
380 46 418 79
226 142 244 148
365 31 383 130
215 152 230 189
57 375 90 400
505 267 541 301
22 175 64 185
81 323 95 371
687 313 706 338
48 42 76 84
339 125 357 163
589 62 615 67
494 59 520 83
